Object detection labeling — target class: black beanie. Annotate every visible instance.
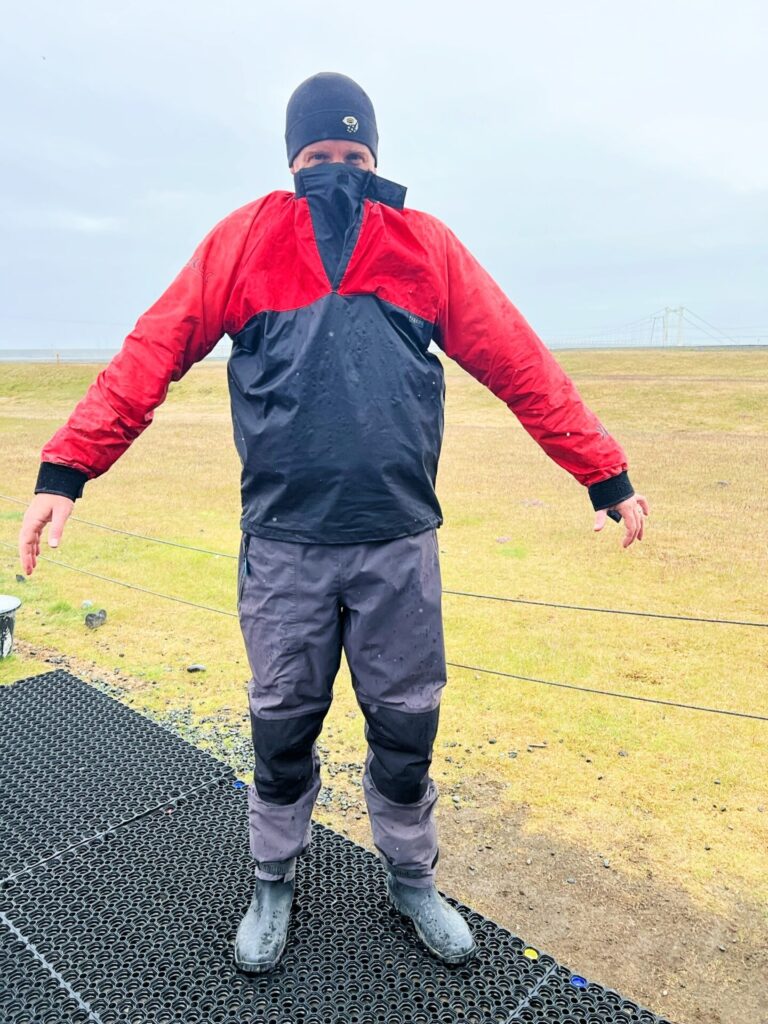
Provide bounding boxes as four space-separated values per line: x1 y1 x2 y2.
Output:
285 72 378 167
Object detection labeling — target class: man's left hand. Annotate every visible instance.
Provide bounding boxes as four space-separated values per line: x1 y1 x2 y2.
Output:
593 494 650 548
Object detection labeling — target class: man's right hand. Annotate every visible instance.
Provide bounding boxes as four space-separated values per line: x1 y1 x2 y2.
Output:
19 494 75 576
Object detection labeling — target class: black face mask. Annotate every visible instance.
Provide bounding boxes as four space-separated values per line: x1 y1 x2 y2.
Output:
293 164 371 286
293 163 407 288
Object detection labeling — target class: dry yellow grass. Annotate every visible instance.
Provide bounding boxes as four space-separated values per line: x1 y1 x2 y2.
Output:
1 348 766 923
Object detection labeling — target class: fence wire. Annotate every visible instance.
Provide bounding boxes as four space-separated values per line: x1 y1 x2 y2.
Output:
2 493 765 628
1 539 765 723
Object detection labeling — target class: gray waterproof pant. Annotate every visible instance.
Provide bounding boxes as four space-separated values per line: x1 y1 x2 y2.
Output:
237 527 446 888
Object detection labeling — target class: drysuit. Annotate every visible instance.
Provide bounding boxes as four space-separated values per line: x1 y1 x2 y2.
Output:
35 162 633 883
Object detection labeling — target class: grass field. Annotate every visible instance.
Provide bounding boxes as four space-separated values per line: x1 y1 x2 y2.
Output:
1 348 766 1013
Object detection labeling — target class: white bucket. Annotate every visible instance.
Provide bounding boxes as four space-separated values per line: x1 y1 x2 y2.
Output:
0 595 22 659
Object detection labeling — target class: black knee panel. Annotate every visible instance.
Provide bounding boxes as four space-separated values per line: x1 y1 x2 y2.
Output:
249 708 326 805
360 702 440 804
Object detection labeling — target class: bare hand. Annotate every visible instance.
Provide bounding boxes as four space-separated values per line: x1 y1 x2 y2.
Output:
18 494 75 576
593 493 650 548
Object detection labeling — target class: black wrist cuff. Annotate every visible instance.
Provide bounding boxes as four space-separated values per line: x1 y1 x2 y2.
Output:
588 471 634 511
35 462 89 501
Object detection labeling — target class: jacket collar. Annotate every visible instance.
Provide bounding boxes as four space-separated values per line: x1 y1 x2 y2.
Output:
293 163 407 210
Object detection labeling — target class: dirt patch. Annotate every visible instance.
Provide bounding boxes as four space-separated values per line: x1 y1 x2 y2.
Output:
431 777 767 1024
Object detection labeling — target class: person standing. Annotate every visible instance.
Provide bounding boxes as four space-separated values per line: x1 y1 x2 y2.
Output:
19 71 649 973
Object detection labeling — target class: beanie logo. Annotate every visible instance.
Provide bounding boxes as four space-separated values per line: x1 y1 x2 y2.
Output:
342 115 359 134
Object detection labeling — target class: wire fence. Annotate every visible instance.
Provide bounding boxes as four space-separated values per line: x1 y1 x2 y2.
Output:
2 494 765 629
449 661 768 722
1 533 765 723
0 541 238 617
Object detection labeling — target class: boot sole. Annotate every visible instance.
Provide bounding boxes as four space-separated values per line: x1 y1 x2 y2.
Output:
387 880 478 966
233 939 286 975
233 925 288 974
233 958 281 974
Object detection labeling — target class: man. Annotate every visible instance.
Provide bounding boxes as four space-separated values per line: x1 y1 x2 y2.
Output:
19 72 649 974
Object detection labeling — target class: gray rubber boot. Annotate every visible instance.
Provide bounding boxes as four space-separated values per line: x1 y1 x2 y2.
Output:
387 875 477 965
234 877 295 973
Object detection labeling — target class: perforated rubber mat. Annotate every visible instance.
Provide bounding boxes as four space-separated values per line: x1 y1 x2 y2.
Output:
0 670 231 878
1 920 91 1024
1 670 672 1024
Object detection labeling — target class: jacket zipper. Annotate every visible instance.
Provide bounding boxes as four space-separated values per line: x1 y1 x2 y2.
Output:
330 201 369 292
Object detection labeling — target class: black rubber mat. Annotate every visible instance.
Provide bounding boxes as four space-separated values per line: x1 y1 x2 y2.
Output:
0 671 232 879
4 781 556 1024
507 964 665 1023
0 670 672 1023
0 920 91 1023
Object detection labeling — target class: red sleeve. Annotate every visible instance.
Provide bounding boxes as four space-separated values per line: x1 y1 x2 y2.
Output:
432 220 633 507
35 199 262 499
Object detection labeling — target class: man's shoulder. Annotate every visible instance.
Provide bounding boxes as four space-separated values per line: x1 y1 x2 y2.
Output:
397 205 452 244
216 190 294 229
194 191 295 254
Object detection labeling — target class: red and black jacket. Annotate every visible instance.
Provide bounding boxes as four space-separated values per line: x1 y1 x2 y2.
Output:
36 163 633 543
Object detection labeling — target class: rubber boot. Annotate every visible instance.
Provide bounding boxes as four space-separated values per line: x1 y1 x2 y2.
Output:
234 876 294 973
387 874 477 965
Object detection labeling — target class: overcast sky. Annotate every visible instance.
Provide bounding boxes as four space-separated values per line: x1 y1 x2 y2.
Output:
1 0 766 353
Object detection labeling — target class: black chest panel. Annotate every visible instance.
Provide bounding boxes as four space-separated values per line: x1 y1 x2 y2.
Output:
228 292 445 544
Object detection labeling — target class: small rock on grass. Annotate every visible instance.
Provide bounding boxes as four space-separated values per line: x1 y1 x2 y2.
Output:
15 574 26 583
187 664 207 673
